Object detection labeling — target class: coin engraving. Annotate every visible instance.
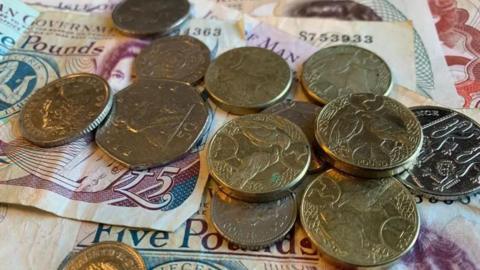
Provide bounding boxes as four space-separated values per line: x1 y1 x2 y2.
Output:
301 45 392 104
211 190 296 249
64 241 146 270
205 47 292 114
315 94 422 173
112 0 190 36
208 114 310 201
301 170 419 267
20 73 112 147
135 36 210 84
96 80 209 170
263 100 323 172
401 106 480 199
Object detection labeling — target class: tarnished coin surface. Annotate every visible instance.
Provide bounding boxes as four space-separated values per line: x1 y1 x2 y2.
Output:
208 114 311 202
211 190 296 249
315 94 422 177
135 36 210 84
20 73 112 147
205 47 293 115
112 0 190 36
96 79 209 170
263 100 324 172
301 45 392 105
63 241 146 270
301 170 419 267
399 106 480 200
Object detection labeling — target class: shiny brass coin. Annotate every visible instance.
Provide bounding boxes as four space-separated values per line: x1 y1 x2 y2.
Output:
63 241 146 270
135 36 210 84
315 93 423 178
96 79 209 170
301 45 392 105
211 190 296 249
20 73 112 147
204 47 293 115
112 0 190 36
300 170 420 267
208 114 311 202
262 100 324 172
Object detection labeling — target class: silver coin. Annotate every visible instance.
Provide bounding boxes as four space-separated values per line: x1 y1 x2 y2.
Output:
315 93 423 178
398 106 480 200
301 45 392 105
205 47 293 115
20 73 112 147
211 190 296 249
96 79 209 170
262 100 324 172
112 0 190 36
135 36 210 84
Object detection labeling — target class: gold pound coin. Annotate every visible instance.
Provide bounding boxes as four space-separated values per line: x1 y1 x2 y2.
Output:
300 170 420 267
63 241 146 270
315 93 423 178
205 47 293 115
207 114 311 202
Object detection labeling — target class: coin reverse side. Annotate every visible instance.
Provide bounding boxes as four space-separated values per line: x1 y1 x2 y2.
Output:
211 190 296 249
399 106 480 200
205 47 292 115
315 93 422 177
112 0 190 36
301 45 392 105
96 79 209 170
135 36 210 84
301 170 419 267
208 114 311 202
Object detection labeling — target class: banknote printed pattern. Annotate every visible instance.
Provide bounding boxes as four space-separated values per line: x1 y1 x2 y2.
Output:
208 114 310 193
429 0 480 108
316 94 422 169
20 74 112 146
301 171 419 265
302 45 392 103
278 0 437 97
404 107 480 197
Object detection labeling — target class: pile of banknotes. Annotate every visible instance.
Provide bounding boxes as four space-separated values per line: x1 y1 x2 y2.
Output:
1 0 480 269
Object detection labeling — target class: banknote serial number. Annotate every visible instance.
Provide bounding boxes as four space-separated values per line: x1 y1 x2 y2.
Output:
299 32 373 44
180 27 222 37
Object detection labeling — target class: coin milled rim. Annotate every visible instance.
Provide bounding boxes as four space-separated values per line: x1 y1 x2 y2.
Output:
300 170 420 268
207 114 311 202
63 241 146 270
314 94 423 174
205 47 293 115
398 105 480 200
300 45 393 105
19 73 112 148
211 190 297 250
